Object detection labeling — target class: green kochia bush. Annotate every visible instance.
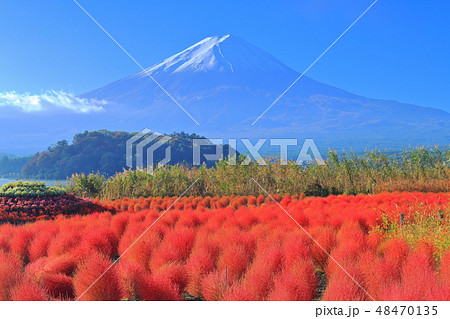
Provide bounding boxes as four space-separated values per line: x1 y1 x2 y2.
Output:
0 181 66 197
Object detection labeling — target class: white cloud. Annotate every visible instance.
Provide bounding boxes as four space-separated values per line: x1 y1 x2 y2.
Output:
0 90 106 113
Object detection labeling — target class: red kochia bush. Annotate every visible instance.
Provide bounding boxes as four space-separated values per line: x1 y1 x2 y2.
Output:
0 223 16 252
136 274 180 301
247 196 256 206
110 213 129 239
73 253 122 301
381 248 444 300
41 273 74 300
0 252 22 300
10 228 35 263
378 238 410 283
440 250 450 286
283 232 312 267
201 270 227 301
149 227 196 272
10 279 48 301
322 265 368 301
256 195 265 206
241 245 284 300
217 244 252 283
223 284 254 301
47 229 82 258
28 229 58 262
78 227 119 259
309 225 337 270
24 254 78 281
153 262 189 294
357 250 389 300
116 261 146 300
185 249 217 297
118 225 161 270
268 258 317 301
45 254 78 276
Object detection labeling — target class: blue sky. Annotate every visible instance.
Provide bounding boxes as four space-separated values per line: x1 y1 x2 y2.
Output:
1 0 449 112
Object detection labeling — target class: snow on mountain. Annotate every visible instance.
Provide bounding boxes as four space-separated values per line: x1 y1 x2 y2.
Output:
140 35 235 74
135 35 295 76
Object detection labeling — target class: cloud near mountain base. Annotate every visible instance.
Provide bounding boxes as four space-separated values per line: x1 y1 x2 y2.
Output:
0 90 106 114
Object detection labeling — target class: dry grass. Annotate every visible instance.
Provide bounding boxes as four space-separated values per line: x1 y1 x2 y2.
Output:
66 147 450 199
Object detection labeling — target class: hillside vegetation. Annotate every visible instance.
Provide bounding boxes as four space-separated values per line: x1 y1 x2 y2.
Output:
21 130 232 179
0 155 32 178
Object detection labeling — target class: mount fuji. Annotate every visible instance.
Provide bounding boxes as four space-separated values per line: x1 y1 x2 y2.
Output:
2 35 449 153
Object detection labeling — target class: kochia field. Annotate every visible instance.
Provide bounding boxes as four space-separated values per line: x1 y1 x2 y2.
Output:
0 192 449 301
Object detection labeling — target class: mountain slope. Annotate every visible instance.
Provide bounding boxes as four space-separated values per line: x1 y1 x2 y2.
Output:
1 35 449 153
80 35 450 149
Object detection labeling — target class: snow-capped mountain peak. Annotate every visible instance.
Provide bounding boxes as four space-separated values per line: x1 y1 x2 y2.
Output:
75 34 450 152
135 35 294 77
138 35 233 75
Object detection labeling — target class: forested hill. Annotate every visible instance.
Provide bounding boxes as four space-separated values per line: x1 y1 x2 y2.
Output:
21 130 234 179
0 155 33 178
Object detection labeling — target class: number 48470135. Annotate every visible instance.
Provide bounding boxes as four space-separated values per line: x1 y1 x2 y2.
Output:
376 306 438 316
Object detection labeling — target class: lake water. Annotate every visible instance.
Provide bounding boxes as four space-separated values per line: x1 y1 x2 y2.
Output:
0 178 67 187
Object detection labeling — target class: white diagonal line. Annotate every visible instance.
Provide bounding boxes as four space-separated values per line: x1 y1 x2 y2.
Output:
75 178 200 301
72 0 200 126
252 0 379 125
251 178 377 301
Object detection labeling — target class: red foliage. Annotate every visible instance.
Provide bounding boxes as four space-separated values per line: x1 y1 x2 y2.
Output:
153 262 188 294
283 232 312 267
136 274 180 301
29 228 58 262
223 284 254 301
10 228 35 264
440 250 450 286
256 195 265 206
118 225 161 270
47 229 82 258
322 263 368 301
10 279 48 301
357 251 390 300
41 273 74 300
25 255 78 281
0 194 111 224
268 258 317 301
201 270 227 301
309 225 337 270
0 251 22 300
46 254 78 276
241 245 284 300
110 213 130 239
149 227 196 272
78 227 119 259
185 250 217 297
217 244 253 283
378 238 410 283
116 261 146 300
73 253 122 301
0 192 448 301
381 248 445 300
